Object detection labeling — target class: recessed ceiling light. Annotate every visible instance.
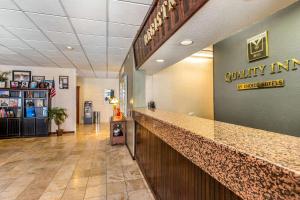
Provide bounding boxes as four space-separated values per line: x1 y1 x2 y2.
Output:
156 59 165 63
180 40 193 46
66 46 74 50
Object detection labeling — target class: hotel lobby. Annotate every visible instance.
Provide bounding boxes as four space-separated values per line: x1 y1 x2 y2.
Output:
0 0 299 200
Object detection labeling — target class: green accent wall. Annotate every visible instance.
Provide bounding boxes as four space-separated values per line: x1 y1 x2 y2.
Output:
214 2 300 137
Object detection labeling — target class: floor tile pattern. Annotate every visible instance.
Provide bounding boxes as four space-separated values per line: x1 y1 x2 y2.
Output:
0 124 154 200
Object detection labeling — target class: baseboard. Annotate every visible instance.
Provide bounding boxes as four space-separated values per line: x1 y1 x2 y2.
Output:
49 131 75 135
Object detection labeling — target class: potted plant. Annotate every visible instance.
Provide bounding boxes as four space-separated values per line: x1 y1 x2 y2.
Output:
0 71 10 88
48 107 68 136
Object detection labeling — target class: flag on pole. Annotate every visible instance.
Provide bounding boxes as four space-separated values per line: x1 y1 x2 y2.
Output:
50 78 56 98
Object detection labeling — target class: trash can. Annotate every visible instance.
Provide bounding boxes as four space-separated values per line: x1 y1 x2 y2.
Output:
93 112 101 124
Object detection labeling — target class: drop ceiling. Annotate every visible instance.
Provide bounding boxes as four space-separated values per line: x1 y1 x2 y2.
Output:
0 0 153 78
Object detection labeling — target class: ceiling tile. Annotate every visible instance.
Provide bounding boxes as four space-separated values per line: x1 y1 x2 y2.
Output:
107 71 119 78
0 38 30 49
71 18 106 35
30 55 54 65
84 46 106 55
108 65 121 72
109 37 133 48
93 65 107 70
81 69 96 77
0 46 17 54
108 54 125 66
45 31 79 45
95 71 107 78
62 0 106 21
14 0 65 16
11 48 41 57
0 0 19 10
108 47 128 56
109 0 149 25
78 34 106 46
37 49 65 58
109 22 139 38
0 9 36 29
27 13 73 33
0 26 16 39
26 40 57 51
7 27 48 41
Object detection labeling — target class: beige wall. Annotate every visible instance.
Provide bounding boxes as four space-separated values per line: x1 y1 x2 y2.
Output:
77 77 119 123
146 58 214 119
0 65 76 131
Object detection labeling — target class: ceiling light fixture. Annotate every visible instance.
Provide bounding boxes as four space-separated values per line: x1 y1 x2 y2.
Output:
156 59 165 63
180 39 193 46
66 46 74 50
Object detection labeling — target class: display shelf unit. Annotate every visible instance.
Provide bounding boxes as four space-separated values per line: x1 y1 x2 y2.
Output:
0 88 50 138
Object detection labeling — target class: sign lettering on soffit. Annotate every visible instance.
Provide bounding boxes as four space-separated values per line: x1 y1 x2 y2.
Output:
133 0 209 69
224 31 299 91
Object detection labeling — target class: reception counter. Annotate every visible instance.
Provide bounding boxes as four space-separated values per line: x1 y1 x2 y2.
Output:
133 108 300 200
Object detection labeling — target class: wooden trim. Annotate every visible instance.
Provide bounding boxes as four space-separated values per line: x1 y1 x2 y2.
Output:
133 0 209 69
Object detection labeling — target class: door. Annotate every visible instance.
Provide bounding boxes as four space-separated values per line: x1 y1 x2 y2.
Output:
76 86 80 124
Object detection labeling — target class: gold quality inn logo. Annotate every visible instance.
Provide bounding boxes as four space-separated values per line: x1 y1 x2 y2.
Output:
247 31 269 62
225 58 300 91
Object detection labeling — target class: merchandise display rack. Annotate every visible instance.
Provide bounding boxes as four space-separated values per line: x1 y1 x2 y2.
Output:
0 88 51 138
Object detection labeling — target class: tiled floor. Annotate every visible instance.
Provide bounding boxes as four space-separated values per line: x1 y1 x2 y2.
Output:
0 124 154 200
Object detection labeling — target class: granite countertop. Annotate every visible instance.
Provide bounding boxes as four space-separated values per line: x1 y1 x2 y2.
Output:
133 108 300 200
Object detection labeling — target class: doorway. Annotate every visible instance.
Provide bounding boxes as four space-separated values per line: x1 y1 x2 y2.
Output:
76 86 80 124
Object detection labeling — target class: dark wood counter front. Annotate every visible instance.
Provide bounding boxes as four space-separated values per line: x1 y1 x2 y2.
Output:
133 109 300 200
136 123 241 200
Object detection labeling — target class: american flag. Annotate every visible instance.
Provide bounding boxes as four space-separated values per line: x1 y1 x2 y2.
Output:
50 78 56 98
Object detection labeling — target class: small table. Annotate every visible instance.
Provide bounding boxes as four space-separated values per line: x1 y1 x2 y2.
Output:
110 116 126 145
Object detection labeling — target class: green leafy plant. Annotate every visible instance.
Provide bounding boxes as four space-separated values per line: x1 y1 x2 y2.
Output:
0 71 10 82
48 107 68 131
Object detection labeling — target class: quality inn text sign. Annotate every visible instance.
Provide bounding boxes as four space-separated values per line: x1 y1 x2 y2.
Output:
225 59 300 83
225 58 300 91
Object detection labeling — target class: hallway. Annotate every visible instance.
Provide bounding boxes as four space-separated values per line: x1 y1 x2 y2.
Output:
0 124 154 200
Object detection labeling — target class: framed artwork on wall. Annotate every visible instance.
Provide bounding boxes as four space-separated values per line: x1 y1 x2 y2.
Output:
32 76 45 82
59 76 69 89
12 71 31 82
104 89 114 104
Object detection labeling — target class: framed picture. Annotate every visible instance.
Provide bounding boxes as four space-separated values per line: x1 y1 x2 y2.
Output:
32 76 45 82
12 70 31 82
104 89 114 103
20 81 29 88
44 80 54 89
10 81 19 88
30 82 38 89
59 76 69 89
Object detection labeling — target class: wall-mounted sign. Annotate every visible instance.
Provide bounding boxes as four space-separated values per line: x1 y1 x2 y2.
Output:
224 58 299 91
133 0 208 69
247 31 269 62
237 79 284 91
